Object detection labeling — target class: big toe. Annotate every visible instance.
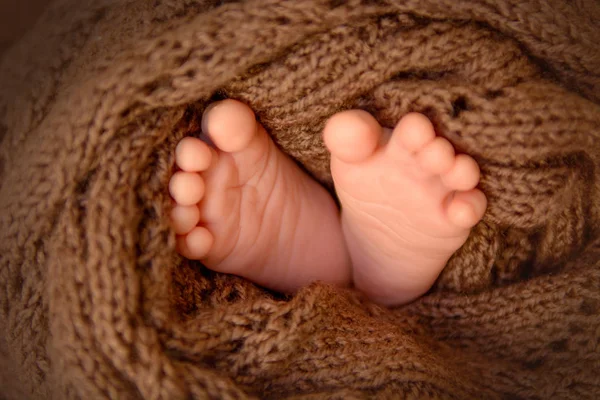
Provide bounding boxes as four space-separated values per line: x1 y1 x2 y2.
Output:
202 99 258 153
323 110 382 163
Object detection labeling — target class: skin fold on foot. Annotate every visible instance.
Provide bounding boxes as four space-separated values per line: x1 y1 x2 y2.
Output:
323 110 487 306
169 99 351 293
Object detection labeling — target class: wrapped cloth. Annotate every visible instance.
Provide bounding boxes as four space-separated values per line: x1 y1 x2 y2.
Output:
1 0 599 398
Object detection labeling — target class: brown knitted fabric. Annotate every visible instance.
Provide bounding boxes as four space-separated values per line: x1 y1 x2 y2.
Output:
1 0 599 398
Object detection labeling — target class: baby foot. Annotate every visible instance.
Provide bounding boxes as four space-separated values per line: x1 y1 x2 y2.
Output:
169 100 350 293
324 111 487 306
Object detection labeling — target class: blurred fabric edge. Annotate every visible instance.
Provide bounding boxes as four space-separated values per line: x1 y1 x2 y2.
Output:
0 0 50 57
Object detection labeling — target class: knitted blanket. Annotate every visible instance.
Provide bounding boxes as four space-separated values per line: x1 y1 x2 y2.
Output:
1 0 599 398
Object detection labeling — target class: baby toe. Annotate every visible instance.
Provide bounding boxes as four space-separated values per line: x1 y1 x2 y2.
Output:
169 171 205 206
447 189 487 229
441 154 480 191
389 113 436 155
176 137 212 172
170 205 200 234
417 137 455 175
176 227 214 259
202 99 257 153
323 110 381 163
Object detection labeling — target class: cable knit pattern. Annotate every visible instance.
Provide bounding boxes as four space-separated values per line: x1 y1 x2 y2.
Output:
0 0 599 398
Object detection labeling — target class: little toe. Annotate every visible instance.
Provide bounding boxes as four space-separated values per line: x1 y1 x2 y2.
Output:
169 171 205 206
441 154 480 191
416 137 455 175
202 99 258 153
323 110 381 163
170 205 200 234
447 189 487 229
389 113 436 155
176 137 212 172
176 227 214 259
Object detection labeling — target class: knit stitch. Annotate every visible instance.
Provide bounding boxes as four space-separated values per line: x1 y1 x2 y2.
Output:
0 0 599 398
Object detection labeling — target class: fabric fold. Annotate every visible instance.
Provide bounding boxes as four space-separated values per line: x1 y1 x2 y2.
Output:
1 0 599 398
